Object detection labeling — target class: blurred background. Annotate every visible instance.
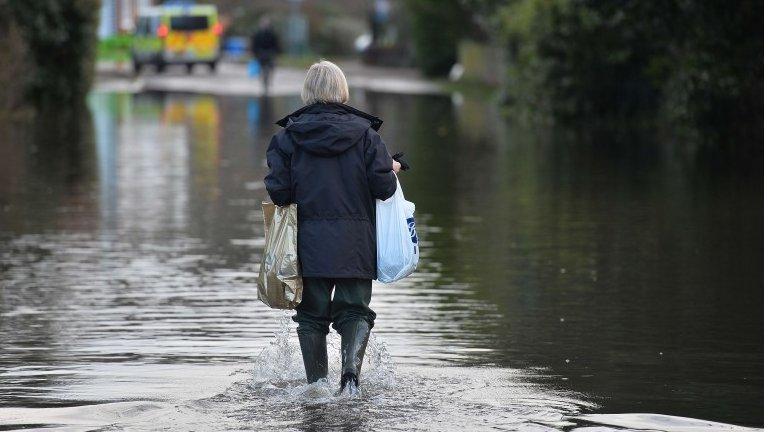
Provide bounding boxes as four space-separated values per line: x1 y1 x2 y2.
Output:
0 0 763 136
0 1 763 431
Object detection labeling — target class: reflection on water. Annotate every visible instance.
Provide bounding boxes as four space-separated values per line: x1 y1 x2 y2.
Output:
0 90 762 430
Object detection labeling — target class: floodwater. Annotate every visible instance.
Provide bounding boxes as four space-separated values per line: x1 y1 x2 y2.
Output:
0 90 762 431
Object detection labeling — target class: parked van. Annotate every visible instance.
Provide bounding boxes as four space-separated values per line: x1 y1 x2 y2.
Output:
131 4 222 74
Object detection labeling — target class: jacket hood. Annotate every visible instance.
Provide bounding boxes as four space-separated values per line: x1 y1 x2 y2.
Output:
276 103 383 157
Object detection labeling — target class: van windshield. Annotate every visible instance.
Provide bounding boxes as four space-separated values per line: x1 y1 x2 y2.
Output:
170 16 209 31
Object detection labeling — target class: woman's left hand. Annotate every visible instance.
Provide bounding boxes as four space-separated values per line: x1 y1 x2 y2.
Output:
393 160 401 173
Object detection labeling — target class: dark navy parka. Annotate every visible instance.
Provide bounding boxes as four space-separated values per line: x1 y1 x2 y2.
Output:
265 102 396 279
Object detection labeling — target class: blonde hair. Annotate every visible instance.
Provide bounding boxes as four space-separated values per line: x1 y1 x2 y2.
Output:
301 60 349 105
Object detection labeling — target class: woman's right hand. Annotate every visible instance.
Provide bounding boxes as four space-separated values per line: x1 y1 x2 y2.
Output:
393 160 401 173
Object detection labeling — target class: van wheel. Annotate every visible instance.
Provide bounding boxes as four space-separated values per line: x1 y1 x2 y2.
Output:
208 61 217 73
186 63 194 74
132 61 142 75
156 61 166 73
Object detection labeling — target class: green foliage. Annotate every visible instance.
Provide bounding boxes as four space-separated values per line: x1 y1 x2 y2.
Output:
656 0 762 134
475 0 762 142
494 0 665 118
494 0 567 116
404 0 469 77
0 1 31 115
98 34 134 62
7 0 100 108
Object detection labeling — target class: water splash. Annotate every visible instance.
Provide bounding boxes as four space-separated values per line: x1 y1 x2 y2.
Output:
251 312 304 383
250 314 397 403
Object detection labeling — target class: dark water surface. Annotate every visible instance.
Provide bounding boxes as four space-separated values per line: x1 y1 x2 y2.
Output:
0 91 762 431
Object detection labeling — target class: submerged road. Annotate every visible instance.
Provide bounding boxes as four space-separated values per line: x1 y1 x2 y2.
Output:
95 60 445 96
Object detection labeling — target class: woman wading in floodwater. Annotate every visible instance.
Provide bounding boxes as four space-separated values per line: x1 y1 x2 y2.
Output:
265 61 402 395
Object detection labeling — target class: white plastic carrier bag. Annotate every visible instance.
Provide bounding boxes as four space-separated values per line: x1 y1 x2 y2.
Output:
376 176 419 283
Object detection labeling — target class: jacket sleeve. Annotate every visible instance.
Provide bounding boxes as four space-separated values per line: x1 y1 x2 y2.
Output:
264 134 292 206
364 129 397 200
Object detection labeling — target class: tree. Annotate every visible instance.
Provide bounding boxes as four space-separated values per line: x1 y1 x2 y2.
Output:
478 0 762 144
6 0 100 108
404 0 470 77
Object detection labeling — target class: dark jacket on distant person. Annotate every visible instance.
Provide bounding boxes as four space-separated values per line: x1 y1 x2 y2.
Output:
265 103 397 279
250 27 280 63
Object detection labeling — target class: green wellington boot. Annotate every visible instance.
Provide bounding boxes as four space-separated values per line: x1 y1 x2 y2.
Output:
298 332 328 384
338 320 370 396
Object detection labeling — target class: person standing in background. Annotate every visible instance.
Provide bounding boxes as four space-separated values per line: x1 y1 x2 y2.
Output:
250 17 281 94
